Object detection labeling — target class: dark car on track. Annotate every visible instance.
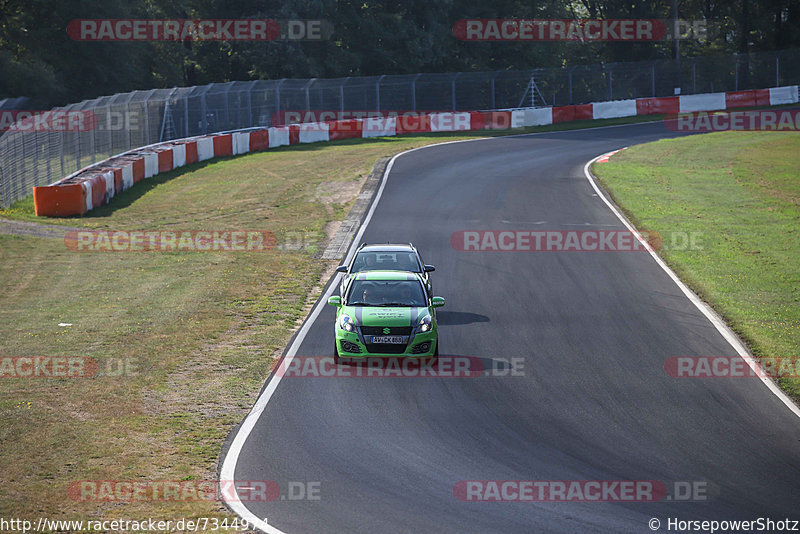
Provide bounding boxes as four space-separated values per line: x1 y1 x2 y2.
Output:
336 243 435 296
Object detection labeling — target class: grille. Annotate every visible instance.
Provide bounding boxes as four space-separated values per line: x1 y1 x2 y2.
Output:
361 326 412 336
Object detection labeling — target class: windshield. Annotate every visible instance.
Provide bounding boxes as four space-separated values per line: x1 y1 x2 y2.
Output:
351 251 421 273
347 280 427 307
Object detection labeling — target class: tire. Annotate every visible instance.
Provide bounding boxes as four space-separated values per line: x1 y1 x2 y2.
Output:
334 341 341 365
433 338 439 357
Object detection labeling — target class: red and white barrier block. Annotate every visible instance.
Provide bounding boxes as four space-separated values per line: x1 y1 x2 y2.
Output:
32 84 799 217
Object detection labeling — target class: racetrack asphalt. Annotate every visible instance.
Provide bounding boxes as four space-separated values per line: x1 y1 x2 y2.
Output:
227 121 800 533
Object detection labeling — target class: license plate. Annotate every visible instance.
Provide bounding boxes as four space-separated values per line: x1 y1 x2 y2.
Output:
370 336 406 344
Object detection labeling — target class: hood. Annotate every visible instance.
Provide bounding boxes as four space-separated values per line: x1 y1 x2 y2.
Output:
343 305 428 328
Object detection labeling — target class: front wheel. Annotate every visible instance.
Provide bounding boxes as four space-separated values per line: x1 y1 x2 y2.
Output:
433 339 439 357
334 342 341 364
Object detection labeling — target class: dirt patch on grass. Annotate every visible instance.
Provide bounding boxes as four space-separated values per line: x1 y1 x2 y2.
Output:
315 177 365 206
0 218 85 238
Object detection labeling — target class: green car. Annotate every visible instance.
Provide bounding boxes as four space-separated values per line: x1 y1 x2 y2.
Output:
327 270 445 363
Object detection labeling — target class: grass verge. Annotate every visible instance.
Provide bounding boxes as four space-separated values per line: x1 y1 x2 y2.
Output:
0 130 561 526
592 131 800 401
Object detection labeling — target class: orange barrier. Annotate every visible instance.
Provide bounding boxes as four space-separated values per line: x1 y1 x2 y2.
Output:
33 183 85 216
328 120 363 140
725 89 771 108
552 106 577 123
249 129 270 151
157 149 173 172
132 158 145 183
289 125 301 145
635 97 680 115
212 134 233 157
184 141 198 164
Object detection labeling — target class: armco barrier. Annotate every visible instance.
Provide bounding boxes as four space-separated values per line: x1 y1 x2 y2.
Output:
512 107 553 128
299 122 330 144
636 97 680 115
249 129 269 151
233 132 251 155
142 152 158 178
396 114 430 134
679 92 727 113
770 85 799 105
593 99 638 120
430 112 471 132
329 119 362 141
157 148 174 173
196 137 215 161
363 117 396 138
268 126 290 148
32 85 799 217
212 134 233 157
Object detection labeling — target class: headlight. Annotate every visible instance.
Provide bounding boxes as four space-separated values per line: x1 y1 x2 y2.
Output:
339 314 356 332
416 314 432 333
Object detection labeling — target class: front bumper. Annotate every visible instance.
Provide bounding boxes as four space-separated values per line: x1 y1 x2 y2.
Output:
335 327 437 358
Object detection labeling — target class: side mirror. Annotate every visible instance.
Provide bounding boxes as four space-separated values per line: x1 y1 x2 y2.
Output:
335 265 348 273
424 265 436 272
328 296 342 307
431 296 445 308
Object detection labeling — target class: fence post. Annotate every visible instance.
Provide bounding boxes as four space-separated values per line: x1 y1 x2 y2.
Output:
651 62 656 97
340 78 348 113
376 75 385 112
76 121 81 170
275 79 285 125
411 73 421 112
201 91 207 134
90 105 97 164
304 78 316 115
33 132 40 184
144 100 151 146
247 83 253 127
88 110 95 164
66 118 71 172
183 94 189 138
451 72 460 111
490 72 497 109
224 84 232 130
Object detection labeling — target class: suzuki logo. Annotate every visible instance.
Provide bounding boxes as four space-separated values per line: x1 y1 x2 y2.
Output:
382 327 391 334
